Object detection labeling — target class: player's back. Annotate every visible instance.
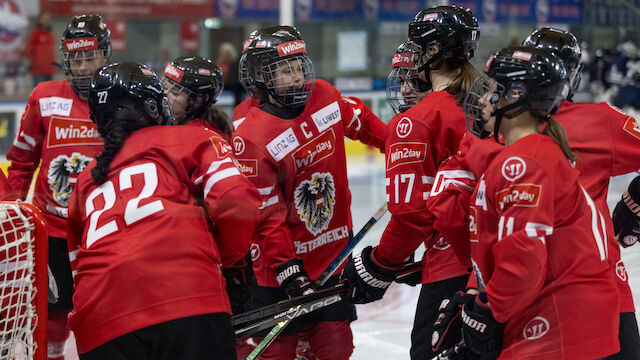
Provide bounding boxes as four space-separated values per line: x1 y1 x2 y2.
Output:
556 99 638 312
68 125 242 353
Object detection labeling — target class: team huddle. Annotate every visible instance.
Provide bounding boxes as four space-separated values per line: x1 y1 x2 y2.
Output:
2 6 640 360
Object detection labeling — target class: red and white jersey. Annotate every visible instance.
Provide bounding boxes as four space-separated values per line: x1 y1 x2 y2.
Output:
66 126 261 354
6 80 103 238
233 79 387 286
184 117 232 144
556 100 640 312
232 97 262 131
427 133 503 267
431 101 640 312
470 134 619 359
376 91 468 283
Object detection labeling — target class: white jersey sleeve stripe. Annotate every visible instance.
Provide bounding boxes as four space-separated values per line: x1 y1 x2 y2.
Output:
21 132 36 147
525 222 553 245
261 195 279 209
258 184 276 196
441 170 476 180
204 168 241 198
422 176 435 184
13 140 30 151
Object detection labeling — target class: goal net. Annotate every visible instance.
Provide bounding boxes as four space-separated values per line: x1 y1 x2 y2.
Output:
0 202 47 360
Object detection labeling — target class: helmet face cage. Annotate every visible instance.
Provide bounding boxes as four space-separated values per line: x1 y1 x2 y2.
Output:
386 41 427 114
259 54 315 107
163 76 198 123
239 52 253 92
464 73 504 139
63 48 110 97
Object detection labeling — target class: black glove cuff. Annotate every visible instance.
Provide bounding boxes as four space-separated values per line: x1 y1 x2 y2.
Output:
275 258 307 286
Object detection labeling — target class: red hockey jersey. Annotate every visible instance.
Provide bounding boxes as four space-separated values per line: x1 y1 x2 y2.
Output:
6 80 103 238
470 134 619 359
66 126 261 353
556 100 640 312
431 101 639 312
427 133 503 268
376 91 469 283
184 117 231 144
232 97 262 131
232 79 387 286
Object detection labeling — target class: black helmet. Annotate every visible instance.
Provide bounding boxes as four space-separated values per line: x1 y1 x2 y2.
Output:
61 15 111 98
246 26 314 108
88 62 173 136
523 27 582 100
463 46 569 140
239 30 260 92
408 6 479 91
163 56 224 124
386 40 426 114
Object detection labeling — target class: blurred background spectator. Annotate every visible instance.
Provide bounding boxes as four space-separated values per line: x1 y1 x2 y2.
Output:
24 12 57 86
216 42 242 106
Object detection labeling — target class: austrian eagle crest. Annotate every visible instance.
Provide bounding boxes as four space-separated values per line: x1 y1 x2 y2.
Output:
48 152 92 206
294 172 335 236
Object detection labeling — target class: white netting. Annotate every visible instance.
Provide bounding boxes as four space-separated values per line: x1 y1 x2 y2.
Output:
0 204 38 359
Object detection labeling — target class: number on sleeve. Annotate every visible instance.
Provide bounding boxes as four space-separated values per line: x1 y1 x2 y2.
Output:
392 173 416 204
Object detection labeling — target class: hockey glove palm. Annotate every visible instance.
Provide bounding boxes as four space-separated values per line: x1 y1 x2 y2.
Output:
222 256 257 314
276 258 315 299
461 294 503 360
341 246 400 304
613 176 640 247
431 291 473 353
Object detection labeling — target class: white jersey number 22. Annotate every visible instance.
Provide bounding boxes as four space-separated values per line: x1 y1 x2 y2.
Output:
85 163 164 248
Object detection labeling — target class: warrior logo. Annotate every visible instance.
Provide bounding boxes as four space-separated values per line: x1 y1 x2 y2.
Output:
48 152 92 206
294 172 336 236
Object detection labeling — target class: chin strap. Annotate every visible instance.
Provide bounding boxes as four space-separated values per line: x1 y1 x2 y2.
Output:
490 99 528 144
415 54 444 92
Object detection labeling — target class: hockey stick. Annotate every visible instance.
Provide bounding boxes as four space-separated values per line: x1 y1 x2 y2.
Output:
314 202 388 287
234 283 349 337
234 261 422 336
232 282 350 328
244 203 388 359
244 263 422 360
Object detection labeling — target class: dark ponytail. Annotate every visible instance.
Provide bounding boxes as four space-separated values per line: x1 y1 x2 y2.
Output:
201 106 232 137
91 115 155 183
542 117 576 162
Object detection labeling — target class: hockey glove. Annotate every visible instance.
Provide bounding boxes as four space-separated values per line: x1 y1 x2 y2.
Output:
341 246 400 304
460 293 503 360
222 256 257 314
394 253 422 287
431 291 473 353
613 176 640 247
275 258 315 299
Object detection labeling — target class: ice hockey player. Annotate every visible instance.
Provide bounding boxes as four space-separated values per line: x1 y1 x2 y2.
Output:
163 56 232 142
233 26 387 359
340 7 480 360
456 45 620 358
4 14 110 360
66 62 261 359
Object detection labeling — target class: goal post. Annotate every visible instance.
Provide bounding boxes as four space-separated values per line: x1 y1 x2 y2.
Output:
0 202 48 360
